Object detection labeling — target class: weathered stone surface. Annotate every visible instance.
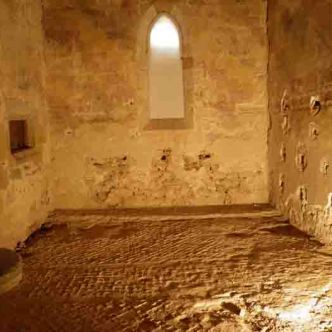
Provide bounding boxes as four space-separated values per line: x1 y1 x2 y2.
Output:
267 0 332 244
1 209 332 331
0 0 52 249
0 0 270 248
43 0 269 209
0 248 22 294
2 0 331 258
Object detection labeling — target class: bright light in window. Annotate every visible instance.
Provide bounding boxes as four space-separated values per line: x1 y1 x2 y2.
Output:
150 16 180 50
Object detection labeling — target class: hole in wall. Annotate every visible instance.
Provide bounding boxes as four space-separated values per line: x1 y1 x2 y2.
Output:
280 143 286 162
320 158 329 176
297 185 308 203
296 154 307 172
295 143 307 172
160 148 172 162
9 120 32 154
198 153 211 160
309 122 319 140
64 127 74 136
282 115 290 135
310 96 321 116
279 173 285 194
280 90 290 114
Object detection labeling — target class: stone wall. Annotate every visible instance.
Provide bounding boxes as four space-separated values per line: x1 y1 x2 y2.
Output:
268 0 332 243
0 0 51 248
43 0 269 208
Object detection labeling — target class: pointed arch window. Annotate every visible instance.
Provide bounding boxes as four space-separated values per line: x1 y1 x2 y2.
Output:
149 15 185 120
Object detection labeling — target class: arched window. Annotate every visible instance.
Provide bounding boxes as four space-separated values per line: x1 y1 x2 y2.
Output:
149 15 185 120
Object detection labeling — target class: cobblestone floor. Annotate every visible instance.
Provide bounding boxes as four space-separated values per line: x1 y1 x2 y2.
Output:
1 206 332 331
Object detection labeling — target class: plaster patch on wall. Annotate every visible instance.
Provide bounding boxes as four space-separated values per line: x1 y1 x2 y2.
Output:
181 152 262 205
214 173 244 205
84 155 143 206
183 151 214 172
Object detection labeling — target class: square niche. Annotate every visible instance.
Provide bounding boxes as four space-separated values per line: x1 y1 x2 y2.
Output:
9 119 33 154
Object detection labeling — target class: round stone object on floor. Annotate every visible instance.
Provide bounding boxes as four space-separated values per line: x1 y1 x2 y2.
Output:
0 248 22 294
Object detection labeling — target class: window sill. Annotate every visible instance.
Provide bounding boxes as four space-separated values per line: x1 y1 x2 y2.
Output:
10 146 40 163
144 118 192 130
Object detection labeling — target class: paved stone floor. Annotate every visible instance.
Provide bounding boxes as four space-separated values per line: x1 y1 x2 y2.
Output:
1 206 332 331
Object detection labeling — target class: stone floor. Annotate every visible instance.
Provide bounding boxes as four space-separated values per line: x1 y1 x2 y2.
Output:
1 205 332 331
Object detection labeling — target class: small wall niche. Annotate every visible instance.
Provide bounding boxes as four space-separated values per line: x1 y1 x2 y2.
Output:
9 119 32 154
